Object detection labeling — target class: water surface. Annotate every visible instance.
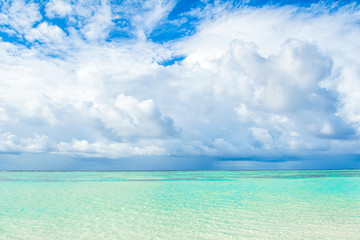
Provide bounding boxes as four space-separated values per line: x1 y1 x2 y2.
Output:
1 170 359 239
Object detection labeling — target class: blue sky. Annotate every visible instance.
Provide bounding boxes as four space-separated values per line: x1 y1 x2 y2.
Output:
1 0 360 170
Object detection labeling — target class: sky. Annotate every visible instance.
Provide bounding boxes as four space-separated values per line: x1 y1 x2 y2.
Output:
1 0 360 170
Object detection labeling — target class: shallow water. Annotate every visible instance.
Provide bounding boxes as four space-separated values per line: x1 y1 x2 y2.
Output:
0 170 359 239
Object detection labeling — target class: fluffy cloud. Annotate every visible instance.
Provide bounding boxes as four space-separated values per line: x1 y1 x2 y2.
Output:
0 1 41 36
26 22 66 43
172 3 360 155
1 1 360 163
336 60 360 133
85 93 178 139
0 132 55 153
57 139 168 157
45 0 73 18
0 42 178 156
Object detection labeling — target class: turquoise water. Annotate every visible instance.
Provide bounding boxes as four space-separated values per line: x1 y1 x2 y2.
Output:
0 170 359 239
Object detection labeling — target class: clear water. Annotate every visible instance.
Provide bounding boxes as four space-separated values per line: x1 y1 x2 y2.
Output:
0 170 359 239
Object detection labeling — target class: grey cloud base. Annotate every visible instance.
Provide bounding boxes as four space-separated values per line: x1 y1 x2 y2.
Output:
1 154 359 171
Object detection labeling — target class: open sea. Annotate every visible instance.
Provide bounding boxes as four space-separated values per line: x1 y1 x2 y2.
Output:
0 170 359 239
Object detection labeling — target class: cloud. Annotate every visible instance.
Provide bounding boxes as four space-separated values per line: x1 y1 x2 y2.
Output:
225 39 333 112
57 138 168 157
113 0 176 39
0 37 178 158
86 93 178 139
45 0 73 18
172 3 360 153
80 1 113 41
250 127 273 148
0 1 41 37
0 1 360 167
26 22 66 43
0 132 55 153
336 60 360 133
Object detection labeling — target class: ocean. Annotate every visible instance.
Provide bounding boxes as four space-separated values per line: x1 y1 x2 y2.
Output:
0 170 359 239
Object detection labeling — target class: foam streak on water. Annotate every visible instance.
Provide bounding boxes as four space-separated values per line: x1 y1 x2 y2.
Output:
0 170 359 239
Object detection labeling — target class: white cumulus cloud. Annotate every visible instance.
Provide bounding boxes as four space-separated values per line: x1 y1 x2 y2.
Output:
0 1 360 163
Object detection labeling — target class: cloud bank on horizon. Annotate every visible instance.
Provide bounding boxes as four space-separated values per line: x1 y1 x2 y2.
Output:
1 0 360 169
